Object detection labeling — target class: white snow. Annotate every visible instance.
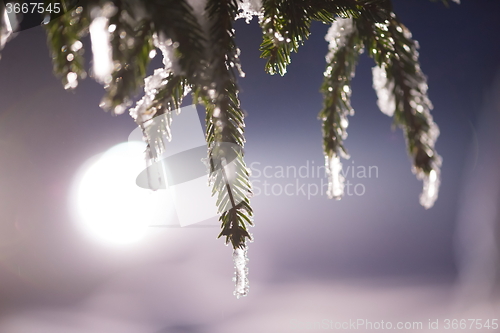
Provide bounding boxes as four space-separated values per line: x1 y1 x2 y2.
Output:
130 68 170 125
130 29 194 161
233 247 249 298
325 18 355 63
372 65 396 117
153 33 180 75
236 0 262 23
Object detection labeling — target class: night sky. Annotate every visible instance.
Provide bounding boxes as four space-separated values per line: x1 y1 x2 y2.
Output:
0 1 499 332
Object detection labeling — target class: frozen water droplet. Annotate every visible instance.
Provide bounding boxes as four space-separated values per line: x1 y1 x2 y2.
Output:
213 107 221 117
71 40 83 52
66 53 74 61
114 104 126 115
64 72 78 90
340 117 348 128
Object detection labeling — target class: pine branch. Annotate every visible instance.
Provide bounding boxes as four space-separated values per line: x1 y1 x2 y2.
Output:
260 0 388 75
202 0 253 250
356 10 442 208
144 0 206 80
319 18 363 199
44 0 91 90
94 1 153 114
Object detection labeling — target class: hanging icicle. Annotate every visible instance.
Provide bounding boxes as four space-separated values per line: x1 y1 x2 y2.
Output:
233 246 249 298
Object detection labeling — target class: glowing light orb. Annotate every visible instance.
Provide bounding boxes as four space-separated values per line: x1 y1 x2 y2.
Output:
72 142 170 245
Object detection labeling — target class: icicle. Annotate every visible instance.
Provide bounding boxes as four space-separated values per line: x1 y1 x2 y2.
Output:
419 168 440 209
372 65 396 116
233 246 249 298
416 122 442 209
89 3 116 84
325 18 355 63
325 154 345 200
0 8 15 57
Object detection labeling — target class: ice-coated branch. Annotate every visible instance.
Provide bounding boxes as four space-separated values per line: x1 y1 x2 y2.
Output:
259 0 390 76
200 0 253 297
320 18 363 200
44 2 89 90
233 246 249 298
202 0 253 250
